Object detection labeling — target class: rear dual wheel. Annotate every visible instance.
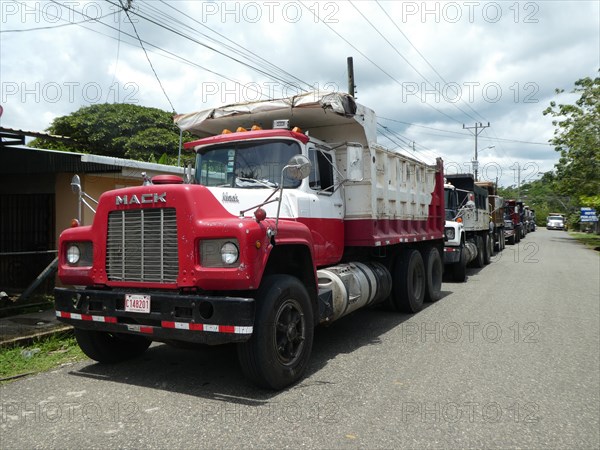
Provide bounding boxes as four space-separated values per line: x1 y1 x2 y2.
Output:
391 249 426 313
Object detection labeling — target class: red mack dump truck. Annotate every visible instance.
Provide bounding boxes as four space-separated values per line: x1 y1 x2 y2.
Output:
54 92 445 389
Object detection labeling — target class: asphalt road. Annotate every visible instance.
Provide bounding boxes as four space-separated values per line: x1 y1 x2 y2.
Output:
1 229 599 449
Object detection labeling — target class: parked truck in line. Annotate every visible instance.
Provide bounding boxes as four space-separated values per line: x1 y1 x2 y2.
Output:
54 92 446 389
504 199 521 244
475 181 505 252
517 200 528 239
442 174 492 281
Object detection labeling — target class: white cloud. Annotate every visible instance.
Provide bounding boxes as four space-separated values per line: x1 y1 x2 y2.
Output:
1 0 598 186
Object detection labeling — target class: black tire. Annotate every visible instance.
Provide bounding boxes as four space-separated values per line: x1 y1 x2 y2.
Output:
424 247 443 302
516 228 521 243
237 275 314 390
451 244 467 282
507 234 515 245
472 236 484 268
74 329 151 363
391 249 425 313
500 230 505 250
483 234 492 265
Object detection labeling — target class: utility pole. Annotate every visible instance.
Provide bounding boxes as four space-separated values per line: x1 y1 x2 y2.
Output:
463 122 490 181
347 57 355 98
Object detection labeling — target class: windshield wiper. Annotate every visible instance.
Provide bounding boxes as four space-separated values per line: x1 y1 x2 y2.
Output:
235 177 278 188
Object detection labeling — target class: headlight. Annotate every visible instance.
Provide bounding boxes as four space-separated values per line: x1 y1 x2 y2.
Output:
444 227 455 240
64 242 92 266
221 242 239 265
66 245 80 264
200 239 240 267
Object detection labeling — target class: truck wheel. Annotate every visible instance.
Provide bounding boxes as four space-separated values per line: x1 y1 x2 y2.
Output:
451 244 467 282
500 230 505 250
507 234 515 245
392 249 425 313
516 229 521 243
483 235 492 265
424 247 442 302
237 275 314 390
472 236 484 268
74 329 151 363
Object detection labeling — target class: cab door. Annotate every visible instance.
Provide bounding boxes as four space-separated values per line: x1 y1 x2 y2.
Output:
301 144 344 266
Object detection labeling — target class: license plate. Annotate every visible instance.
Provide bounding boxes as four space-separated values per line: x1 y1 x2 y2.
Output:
125 294 151 313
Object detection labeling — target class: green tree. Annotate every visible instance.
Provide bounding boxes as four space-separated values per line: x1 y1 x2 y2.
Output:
30 103 194 164
543 74 600 205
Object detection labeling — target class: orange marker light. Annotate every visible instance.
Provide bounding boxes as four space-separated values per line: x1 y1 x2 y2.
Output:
251 125 262 131
221 129 232 134
71 218 80 227
236 127 247 132
292 126 303 133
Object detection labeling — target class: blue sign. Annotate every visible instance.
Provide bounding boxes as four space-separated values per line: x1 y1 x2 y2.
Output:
581 207 598 222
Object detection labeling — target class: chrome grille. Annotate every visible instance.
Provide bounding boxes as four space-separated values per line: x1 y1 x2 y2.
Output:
106 208 178 283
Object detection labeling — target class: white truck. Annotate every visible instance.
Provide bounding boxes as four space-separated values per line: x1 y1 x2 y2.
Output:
443 174 493 281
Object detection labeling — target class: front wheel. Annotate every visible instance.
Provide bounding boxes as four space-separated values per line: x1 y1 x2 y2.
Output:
74 329 151 363
237 275 314 390
424 247 443 302
471 236 485 268
451 244 467 282
483 234 492 264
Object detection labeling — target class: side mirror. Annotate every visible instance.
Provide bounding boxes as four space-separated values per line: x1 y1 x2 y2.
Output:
71 174 81 195
185 163 193 184
284 154 311 181
346 143 364 182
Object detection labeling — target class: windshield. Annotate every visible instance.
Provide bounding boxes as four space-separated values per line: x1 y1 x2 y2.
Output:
548 216 564 221
444 188 458 220
195 139 302 188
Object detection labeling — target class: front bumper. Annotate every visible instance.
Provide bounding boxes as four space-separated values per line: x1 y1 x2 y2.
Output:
54 287 255 345
443 246 461 264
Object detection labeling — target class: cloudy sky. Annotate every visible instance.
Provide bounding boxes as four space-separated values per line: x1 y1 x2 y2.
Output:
1 0 598 186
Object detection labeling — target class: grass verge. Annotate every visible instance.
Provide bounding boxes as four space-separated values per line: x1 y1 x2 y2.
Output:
569 232 600 251
0 332 87 384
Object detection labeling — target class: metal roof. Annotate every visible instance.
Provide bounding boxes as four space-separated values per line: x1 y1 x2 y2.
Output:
0 146 185 175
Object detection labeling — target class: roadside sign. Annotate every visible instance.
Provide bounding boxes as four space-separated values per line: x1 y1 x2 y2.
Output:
580 207 598 222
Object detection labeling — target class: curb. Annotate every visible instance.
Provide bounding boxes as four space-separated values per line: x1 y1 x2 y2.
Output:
0 325 73 349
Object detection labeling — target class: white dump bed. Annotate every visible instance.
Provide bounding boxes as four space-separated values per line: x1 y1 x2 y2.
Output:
337 143 437 222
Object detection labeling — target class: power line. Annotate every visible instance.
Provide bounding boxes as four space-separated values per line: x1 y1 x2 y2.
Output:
378 116 552 146
349 1 479 123
300 1 463 126
40 1 271 100
375 0 488 123
154 0 314 92
102 0 309 93
116 0 176 112
0 10 118 33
